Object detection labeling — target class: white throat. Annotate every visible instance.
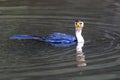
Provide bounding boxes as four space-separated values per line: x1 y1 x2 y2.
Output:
75 28 84 43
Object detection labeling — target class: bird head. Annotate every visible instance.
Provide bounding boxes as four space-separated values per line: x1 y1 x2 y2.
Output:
75 19 84 28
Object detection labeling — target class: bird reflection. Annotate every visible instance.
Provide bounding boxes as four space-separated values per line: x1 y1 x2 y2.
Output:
76 42 87 67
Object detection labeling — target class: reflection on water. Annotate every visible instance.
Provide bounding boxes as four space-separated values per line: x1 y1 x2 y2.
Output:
0 0 120 80
76 42 86 67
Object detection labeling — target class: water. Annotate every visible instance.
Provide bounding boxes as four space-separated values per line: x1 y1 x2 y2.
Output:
0 0 120 80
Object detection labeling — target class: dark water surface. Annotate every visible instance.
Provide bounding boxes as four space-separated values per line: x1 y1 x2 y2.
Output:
0 0 120 80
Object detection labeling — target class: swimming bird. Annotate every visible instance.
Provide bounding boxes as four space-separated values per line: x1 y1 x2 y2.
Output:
10 20 84 47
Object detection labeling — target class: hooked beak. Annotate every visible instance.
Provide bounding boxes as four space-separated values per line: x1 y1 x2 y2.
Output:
75 22 82 28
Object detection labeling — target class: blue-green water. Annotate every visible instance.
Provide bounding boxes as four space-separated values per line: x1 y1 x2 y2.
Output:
0 0 120 80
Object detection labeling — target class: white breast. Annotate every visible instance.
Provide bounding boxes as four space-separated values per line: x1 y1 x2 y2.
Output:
75 30 84 43
75 29 84 52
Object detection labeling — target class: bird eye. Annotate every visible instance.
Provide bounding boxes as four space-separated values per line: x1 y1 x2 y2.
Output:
80 23 82 24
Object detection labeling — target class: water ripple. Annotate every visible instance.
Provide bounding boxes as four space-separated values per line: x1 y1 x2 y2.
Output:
0 0 120 80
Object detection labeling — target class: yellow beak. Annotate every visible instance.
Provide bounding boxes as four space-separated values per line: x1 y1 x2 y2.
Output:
75 22 82 28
